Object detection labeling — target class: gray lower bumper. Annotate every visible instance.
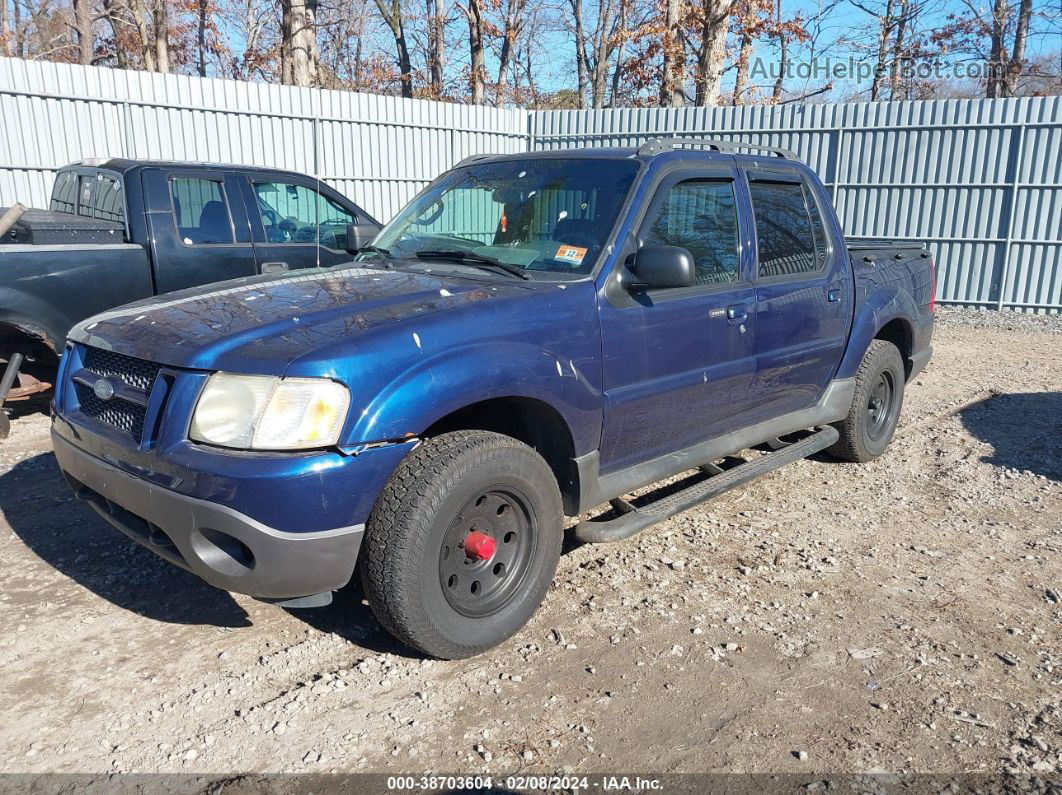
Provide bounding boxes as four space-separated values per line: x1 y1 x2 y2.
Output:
53 433 364 600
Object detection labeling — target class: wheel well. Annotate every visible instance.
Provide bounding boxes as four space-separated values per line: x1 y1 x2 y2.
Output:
874 319 913 378
0 322 60 399
423 397 579 512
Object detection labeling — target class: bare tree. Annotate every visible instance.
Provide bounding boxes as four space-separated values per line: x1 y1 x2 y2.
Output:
374 0 414 97
425 0 446 97
458 0 487 103
693 0 734 105
660 0 683 105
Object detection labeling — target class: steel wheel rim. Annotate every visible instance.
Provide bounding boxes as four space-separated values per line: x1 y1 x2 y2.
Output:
866 370 895 440
438 486 536 618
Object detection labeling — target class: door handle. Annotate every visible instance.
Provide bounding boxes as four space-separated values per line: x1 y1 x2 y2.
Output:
726 304 748 321
827 289 840 303
261 261 289 274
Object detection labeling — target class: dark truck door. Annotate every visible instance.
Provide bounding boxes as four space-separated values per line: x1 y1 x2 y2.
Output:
143 168 258 295
597 164 758 475
237 174 380 273
744 169 852 421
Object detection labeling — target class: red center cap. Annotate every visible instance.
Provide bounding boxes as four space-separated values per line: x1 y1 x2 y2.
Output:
465 531 497 561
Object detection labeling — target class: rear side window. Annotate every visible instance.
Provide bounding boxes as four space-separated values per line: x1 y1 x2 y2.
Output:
642 179 741 285
94 175 124 224
749 179 828 278
50 171 78 213
171 178 233 244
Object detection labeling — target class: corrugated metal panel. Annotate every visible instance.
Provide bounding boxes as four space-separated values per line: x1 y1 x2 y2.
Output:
0 58 1058 311
531 96 1062 312
0 57 529 224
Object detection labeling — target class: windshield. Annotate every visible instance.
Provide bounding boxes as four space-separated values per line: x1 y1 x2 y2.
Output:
370 158 641 279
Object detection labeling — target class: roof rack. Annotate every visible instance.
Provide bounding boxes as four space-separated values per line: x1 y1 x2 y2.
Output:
637 138 800 161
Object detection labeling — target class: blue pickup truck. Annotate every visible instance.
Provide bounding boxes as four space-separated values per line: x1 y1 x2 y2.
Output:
50 140 934 658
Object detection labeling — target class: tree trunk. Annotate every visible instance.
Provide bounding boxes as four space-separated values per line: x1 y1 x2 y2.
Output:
197 0 208 76
466 0 486 103
374 0 413 97
426 0 445 98
282 0 318 87
129 0 156 71
732 27 753 105
986 0 1007 97
660 0 684 106
694 0 731 106
571 0 590 109
496 0 526 105
74 0 94 64
869 0 893 101
153 0 169 73
607 0 629 107
889 0 907 99
1004 0 1032 96
771 0 785 101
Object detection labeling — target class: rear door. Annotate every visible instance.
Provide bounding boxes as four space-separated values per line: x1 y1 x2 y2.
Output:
597 163 758 474
143 168 258 294
744 168 851 420
238 174 380 273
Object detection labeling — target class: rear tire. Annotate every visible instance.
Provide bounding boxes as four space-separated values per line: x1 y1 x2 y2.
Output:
360 430 563 659
828 340 906 463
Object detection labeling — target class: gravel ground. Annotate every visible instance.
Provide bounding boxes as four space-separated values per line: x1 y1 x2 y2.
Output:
0 310 1059 787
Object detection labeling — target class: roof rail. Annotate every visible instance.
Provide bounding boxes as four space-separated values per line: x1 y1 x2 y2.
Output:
637 138 800 161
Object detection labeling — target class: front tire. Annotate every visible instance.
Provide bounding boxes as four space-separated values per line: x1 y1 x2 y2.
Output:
360 430 563 659
828 339 906 463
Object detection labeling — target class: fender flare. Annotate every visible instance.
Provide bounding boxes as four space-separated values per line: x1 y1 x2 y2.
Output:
835 286 916 380
344 340 601 456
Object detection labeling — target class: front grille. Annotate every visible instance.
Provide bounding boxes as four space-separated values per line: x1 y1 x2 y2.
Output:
75 382 148 439
74 347 163 442
83 347 161 392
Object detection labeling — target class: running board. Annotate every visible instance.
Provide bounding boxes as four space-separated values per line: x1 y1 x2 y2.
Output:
574 426 839 544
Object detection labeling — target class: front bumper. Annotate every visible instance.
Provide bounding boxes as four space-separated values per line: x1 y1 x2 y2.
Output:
53 432 364 600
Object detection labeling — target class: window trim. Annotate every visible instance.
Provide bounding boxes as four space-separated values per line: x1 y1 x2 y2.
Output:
249 178 358 253
744 168 833 285
169 174 239 248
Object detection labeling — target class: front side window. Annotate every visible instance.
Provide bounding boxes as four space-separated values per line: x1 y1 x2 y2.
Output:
642 179 740 286
253 182 355 249
749 179 827 278
171 178 233 245
94 175 125 224
371 158 641 280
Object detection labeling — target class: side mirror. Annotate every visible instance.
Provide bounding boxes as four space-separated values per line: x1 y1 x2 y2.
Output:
629 245 695 289
345 222 378 254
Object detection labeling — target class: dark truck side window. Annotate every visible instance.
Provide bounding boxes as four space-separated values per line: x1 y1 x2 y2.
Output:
642 179 740 286
252 181 356 249
749 179 828 278
50 171 78 213
94 175 124 224
171 177 234 245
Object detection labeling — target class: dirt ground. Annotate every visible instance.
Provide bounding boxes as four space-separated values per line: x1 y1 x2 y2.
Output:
0 308 1059 787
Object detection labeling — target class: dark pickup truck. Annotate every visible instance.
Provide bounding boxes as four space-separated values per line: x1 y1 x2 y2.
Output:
0 158 380 428
50 140 935 659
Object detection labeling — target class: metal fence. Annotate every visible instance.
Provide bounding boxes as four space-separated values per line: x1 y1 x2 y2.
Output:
1 57 1059 312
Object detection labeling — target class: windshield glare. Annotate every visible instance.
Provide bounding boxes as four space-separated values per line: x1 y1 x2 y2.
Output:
370 158 640 279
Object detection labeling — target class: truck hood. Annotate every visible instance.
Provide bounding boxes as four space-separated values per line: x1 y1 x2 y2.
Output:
69 265 536 374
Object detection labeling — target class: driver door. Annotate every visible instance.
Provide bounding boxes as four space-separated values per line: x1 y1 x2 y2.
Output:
238 174 378 272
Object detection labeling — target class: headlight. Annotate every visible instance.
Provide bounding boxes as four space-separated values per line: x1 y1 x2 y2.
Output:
190 373 350 450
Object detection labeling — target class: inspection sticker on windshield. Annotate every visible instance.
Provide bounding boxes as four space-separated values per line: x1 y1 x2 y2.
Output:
556 244 588 265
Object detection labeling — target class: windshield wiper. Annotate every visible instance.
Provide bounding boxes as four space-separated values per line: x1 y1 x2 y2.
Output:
414 249 531 280
356 244 394 261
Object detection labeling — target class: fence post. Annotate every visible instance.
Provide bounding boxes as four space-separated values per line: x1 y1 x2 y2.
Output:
831 127 844 206
997 123 1027 310
120 100 132 158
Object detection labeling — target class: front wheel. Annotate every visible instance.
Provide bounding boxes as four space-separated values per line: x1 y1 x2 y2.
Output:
828 339 906 463
360 430 563 659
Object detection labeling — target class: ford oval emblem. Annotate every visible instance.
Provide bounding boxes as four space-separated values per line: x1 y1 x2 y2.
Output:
93 378 115 401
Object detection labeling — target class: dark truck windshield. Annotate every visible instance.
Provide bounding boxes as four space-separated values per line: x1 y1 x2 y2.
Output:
371 158 640 279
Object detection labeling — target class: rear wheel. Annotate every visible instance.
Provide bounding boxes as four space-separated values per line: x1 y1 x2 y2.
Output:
828 339 906 462
360 430 563 659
